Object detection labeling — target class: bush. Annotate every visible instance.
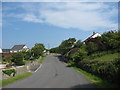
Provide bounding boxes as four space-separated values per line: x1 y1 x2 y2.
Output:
72 48 87 64
2 69 16 76
85 42 98 55
99 30 120 51
11 52 25 66
78 55 120 84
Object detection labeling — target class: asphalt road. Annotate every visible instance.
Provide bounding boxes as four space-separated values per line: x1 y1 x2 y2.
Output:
4 54 94 88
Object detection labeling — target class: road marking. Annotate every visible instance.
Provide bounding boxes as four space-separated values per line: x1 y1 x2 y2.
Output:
34 64 42 72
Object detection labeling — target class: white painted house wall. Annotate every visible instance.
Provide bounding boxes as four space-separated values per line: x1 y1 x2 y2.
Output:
19 46 28 52
0 48 2 53
10 50 17 53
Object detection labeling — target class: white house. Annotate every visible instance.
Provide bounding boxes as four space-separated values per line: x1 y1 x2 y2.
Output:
0 48 2 53
10 45 28 53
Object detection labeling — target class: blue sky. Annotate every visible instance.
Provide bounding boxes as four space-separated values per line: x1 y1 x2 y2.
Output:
2 2 118 49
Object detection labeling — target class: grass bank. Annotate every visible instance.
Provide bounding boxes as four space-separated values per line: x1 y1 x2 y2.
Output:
40 56 46 64
67 53 119 88
71 66 118 88
1 72 32 87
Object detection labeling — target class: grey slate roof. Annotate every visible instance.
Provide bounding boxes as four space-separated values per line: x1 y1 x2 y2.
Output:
11 45 26 51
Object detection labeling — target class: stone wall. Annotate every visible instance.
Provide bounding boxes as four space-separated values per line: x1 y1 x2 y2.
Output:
1 59 41 80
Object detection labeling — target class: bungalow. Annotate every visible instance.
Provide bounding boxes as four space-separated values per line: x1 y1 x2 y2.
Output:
10 45 28 53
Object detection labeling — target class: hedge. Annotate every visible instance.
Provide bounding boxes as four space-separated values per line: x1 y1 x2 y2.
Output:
77 57 120 84
2 69 16 76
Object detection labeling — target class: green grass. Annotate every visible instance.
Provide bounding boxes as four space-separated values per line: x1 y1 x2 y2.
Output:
40 56 46 64
71 66 118 88
1 72 32 87
89 53 119 62
67 53 119 88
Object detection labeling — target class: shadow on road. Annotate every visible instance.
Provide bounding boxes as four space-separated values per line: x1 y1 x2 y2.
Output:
54 54 69 63
70 84 94 88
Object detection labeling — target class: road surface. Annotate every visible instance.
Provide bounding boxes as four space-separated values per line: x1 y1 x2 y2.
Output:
4 54 94 88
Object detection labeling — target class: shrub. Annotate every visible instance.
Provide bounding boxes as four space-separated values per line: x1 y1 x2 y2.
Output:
11 52 25 66
85 42 98 55
2 69 16 76
72 48 87 64
78 55 120 84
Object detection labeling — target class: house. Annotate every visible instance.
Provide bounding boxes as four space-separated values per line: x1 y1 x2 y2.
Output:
0 49 11 58
83 32 101 44
10 45 28 53
83 32 105 49
0 48 2 63
0 48 2 53
2 49 10 53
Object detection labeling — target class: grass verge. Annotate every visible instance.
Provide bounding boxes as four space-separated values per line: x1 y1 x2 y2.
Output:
67 63 118 88
40 56 46 64
1 72 32 87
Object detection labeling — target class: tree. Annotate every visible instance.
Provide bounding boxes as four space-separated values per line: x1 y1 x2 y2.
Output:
74 40 83 48
99 30 120 51
31 43 45 59
11 52 24 66
23 49 32 60
49 47 59 53
72 48 87 64
85 42 98 55
58 38 76 55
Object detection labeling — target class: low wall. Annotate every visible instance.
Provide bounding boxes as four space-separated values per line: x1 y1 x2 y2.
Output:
1 59 41 80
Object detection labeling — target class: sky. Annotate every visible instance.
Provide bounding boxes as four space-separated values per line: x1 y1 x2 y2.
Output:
2 2 118 49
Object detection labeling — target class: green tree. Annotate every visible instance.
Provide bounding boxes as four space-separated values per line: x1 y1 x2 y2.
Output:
85 42 98 55
49 47 59 53
11 52 24 66
31 43 45 59
74 40 83 48
72 48 87 64
58 38 76 55
23 49 32 60
100 30 120 51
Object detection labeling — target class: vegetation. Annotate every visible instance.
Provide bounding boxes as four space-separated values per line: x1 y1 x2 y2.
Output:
67 62 119 88
11 52 25 66
71 48 87 64
2 69 16 76
2 72 32 86
31 43 45 59
3 43 45 66
78 53 119 84
50 30 119 86
2 56 12 64
40 56 46 64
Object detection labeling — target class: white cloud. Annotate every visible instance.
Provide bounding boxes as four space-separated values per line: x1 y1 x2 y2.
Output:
23 14 44 23
2 0 120 2
3 2 118 31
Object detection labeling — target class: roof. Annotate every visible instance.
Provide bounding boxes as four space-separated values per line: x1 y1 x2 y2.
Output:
84 32 101 42
11 45 26 51
91 33 101 38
